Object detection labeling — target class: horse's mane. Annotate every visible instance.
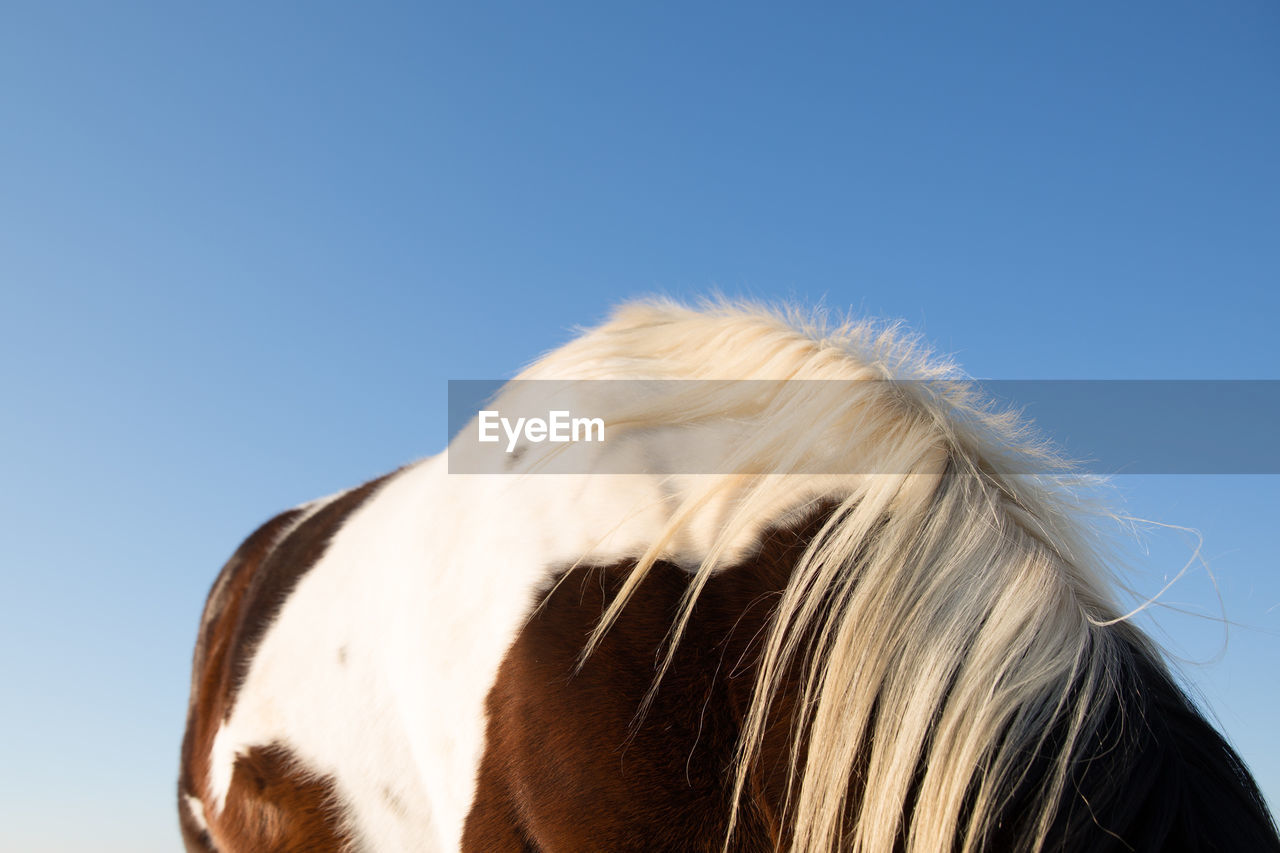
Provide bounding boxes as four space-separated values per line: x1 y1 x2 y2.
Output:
514 297 1277 852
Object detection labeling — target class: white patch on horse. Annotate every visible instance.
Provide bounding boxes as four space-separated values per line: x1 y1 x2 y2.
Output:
184 793 210 835
204 443 763 850
207 721 238 813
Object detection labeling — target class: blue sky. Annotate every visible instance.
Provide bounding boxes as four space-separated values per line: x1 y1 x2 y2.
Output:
2 3 1277 850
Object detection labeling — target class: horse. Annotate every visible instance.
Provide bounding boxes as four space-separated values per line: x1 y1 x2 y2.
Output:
178 299 1279 852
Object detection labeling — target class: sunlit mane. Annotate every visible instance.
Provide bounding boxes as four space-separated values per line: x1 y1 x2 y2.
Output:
518 298 1147 852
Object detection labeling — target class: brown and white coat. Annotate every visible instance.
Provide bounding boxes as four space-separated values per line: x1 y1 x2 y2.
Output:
180 300 1280 852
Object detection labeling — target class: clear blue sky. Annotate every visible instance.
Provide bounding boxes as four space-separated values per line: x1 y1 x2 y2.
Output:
2 3 1276 850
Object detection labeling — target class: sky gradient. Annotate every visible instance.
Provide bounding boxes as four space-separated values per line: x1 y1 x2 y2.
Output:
2 3 1277 850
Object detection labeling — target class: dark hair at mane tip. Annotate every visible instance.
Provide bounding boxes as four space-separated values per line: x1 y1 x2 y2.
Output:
510 298 1280 852
967 620 1279 852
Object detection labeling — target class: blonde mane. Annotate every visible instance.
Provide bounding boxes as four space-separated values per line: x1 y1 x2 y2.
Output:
515 298 1147 852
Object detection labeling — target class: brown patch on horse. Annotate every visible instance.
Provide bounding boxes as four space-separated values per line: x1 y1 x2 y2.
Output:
178 472 395 852
462 509 835 852
179 508 302 852
209 743 352 852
